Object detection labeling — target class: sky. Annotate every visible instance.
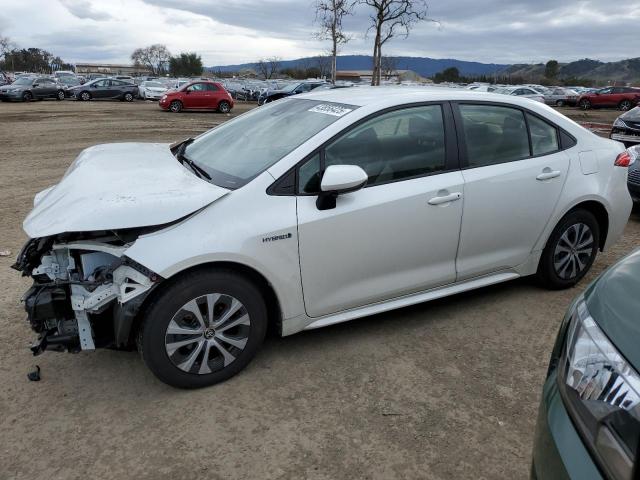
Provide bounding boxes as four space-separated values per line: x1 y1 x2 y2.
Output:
0 0 638 66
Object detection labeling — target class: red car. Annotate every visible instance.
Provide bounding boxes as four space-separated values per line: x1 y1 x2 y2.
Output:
578 86 640 111
159 81 234 113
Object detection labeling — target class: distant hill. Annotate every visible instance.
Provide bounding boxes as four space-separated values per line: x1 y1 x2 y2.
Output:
209 55 509 78
501 58 640 84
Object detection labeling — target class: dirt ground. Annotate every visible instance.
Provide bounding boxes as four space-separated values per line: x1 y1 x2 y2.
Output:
0 100 638 480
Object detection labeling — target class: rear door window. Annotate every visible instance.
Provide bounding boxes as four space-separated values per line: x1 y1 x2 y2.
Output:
458 104 530 167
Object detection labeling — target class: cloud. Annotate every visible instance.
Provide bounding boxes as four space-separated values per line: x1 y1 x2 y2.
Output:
1 0 638 65
59 0 112 21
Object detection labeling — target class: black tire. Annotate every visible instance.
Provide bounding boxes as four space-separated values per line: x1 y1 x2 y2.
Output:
537 209 600 289
22 91 32 102
555 100 564 107
218 100 231 113
123 92 134 102
169 100 182 113
619 100 633 111
137 269 267 388
79 91 91 101
579 99 591 110
56 90 65 101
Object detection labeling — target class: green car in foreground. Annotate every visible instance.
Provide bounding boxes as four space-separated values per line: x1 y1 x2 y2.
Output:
532 249 640 479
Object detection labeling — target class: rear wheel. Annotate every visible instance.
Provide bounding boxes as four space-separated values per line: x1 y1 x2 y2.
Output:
555 100 564 107
169 100 182 113
137 269 267 388
537 209 600 289
218 100 231 113
579 99 591 110
22 91 32 102
619 100 633 111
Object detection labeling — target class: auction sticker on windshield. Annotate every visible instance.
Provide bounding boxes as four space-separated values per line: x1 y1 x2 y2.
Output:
308 104 353 117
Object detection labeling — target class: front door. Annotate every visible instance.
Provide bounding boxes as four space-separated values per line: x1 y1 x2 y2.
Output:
454 103 570 279
296 104 464 318
183 83 208 109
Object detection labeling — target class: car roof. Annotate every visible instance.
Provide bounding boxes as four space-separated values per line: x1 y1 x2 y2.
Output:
301 85 540 107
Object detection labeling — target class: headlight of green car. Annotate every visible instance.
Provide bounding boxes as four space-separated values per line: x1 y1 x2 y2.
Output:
559 299 640 480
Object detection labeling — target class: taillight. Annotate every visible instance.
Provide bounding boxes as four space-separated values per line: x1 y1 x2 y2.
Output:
615 151 632 167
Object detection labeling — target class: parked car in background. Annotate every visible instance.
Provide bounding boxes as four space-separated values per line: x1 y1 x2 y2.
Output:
610 106 640 147
626 146 640 203
468 85 497 92
113 75 136 83
0 76 65 101
67 78 138 101
53 70 76 81
14 88 632 388
56 76 83 89
544 87 579 107
85 73 106 82
257 80 326 105
139 80 168 100
494 86 545 103
578 86 640 111
532 246 640 480
0 71 10 86
159 80 233 113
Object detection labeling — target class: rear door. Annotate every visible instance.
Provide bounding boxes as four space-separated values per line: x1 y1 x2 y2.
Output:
204 83 220 108
453 102 570 279
296 103 464 317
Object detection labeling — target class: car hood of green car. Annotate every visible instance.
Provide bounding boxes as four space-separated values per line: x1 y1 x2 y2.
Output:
585 248 640 371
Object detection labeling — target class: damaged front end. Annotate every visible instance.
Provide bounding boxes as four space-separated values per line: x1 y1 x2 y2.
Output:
12 231 162 356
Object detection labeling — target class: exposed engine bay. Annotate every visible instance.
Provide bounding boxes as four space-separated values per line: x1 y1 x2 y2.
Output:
12 230 162 356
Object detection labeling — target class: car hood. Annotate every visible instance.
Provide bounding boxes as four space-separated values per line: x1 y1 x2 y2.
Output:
585 248 640 371
620 106 640 122
24 142 229 238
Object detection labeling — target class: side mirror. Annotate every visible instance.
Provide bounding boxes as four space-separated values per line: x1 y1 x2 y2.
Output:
316 165 368 211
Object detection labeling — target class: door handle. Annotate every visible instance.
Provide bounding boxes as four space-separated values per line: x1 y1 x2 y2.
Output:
536 170 561 181
428 192 462 206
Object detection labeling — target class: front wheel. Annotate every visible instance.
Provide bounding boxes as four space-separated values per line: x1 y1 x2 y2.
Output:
123 92 134 102
555 100 564 107
579 99 591 110
22 91 33 102
169 100 182 113
137 269 267 388
218 100 231 113
79 91 91 101
56 90 65 101
537 209 600 289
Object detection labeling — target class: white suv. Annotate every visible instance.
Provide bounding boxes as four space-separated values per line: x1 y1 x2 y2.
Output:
14 88 633 388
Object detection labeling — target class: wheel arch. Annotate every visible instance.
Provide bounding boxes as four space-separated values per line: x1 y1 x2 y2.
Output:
547 199 609 252
123 260 283 347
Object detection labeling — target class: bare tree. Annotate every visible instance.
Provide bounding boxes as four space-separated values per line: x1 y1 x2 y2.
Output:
313 54 333 79
131 44 171 75
314 0 353 84
359 0 437 85
256 57 282 79
380 55 398 81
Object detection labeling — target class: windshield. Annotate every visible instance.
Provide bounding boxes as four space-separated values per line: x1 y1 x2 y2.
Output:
13 77 33 86
144 81 164 88
184 99 358 189
280 83 299 93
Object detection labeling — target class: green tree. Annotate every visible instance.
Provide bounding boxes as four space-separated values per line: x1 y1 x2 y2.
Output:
169 52 203 77
433 66 460 83
545 60 559 80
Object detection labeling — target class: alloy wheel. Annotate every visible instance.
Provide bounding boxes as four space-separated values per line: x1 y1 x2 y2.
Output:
553 223 595 280
620 100 632 111
57 90 65 100
164 293 251 375
81 92 90 101
219 101 230 113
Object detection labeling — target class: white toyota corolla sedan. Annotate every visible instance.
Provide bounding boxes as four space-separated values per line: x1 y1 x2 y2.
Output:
14 87 633 388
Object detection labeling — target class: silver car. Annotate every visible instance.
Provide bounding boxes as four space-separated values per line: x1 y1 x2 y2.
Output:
544 87 579 107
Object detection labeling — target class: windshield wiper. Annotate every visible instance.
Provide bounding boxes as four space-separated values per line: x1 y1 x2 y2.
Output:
174 138 212 180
